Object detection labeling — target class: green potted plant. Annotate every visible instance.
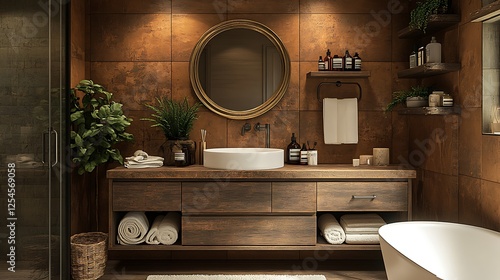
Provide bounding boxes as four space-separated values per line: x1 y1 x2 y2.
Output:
385 85 431 112
70 80 133 174
409 0 449 33
142 97 201 166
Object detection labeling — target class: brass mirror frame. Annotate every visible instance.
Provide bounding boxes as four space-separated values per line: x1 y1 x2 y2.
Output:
189 19 291 120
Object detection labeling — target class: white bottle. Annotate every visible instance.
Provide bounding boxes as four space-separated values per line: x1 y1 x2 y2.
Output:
426 36 441 63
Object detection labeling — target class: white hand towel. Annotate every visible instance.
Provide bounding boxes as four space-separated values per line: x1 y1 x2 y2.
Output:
125 155 164 168
117 211 149 245
323 98 358 144
318 213 345 244
157 212 180 245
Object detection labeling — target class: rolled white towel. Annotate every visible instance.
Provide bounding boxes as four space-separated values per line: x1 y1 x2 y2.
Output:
157 212 180 245
117 211 149 245
145 215 165 245
318 213 345 245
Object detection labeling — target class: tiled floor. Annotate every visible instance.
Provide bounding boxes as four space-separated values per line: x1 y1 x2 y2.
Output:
100 259 387 280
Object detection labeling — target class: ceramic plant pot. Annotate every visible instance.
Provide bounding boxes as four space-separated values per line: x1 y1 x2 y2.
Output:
161 140 196 166
406 97 427 108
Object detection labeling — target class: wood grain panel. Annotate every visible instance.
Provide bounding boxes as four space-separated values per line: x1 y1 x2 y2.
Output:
112 182 181 211
182 182 271 213
272 182 316 213
182 216 316 246
317 182 407 211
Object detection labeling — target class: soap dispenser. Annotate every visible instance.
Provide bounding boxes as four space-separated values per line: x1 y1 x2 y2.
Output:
425 36 441 63
286 133 301 164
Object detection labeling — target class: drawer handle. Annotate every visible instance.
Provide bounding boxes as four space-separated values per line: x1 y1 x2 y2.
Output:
352 195 377 200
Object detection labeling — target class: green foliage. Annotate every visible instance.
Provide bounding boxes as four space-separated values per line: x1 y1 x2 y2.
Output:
70 80 133 175
142 97 201 140
409 0 448 33
385 85 431 112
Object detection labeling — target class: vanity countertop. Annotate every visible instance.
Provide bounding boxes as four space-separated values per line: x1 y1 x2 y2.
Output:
107 164 416 180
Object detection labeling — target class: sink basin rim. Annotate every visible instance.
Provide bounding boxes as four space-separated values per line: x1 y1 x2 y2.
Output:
203 148 284 170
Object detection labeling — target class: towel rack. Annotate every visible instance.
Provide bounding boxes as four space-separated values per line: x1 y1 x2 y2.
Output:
317 81 362 103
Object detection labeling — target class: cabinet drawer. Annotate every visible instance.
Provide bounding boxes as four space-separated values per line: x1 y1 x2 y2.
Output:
182 182 271 213
182 216 316 245
112 181 181 211
272 182 316 213
317 182 407 211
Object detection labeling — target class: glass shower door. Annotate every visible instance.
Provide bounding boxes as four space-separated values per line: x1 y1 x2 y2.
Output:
0 0 68 279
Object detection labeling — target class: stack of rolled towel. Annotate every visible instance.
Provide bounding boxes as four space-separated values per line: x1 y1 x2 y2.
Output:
124 150 164 168
339 213 386 244
117 211 180 245
318 213 386 245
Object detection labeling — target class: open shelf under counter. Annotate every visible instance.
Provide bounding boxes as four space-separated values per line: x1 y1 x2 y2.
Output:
398 106 461 115
108 244 381 251
398 14 461 38
307 71 371 78
397 63 460 78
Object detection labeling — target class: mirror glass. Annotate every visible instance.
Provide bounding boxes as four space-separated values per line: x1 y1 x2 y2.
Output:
190 20 290 120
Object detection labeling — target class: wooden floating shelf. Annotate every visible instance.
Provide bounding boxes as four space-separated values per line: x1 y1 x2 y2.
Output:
397 63 460 78
398 14 461 39
398 106 461 115
307 71 371 78
470 0 500 22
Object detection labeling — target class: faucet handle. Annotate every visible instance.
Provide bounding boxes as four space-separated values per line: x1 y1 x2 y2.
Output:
241 123 251 136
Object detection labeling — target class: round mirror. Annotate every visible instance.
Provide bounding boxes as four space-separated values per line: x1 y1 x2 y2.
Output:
190 19 291 120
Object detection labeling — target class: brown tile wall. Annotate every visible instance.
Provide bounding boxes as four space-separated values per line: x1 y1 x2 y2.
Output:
86 0 412 165
408 0 500 231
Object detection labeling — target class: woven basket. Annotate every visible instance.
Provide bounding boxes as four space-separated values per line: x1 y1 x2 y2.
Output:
70 232 108 280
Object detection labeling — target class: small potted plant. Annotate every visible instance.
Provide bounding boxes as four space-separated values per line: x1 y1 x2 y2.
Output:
70 80 133 174
409 0 450 33
385 85 431 112
142 97 201 166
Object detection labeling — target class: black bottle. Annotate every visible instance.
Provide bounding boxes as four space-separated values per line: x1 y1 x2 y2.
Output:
300 143 308 165
286 133 301 164
353 52 362 71
343 50 353 71
325 49 332 71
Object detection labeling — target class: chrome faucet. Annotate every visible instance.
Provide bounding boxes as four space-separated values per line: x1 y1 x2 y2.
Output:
254 122 270 148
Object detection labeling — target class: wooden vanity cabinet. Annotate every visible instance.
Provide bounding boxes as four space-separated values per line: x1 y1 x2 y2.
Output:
107 165 415 254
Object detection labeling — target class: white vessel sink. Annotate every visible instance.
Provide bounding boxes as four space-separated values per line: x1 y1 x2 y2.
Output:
203 148 284 170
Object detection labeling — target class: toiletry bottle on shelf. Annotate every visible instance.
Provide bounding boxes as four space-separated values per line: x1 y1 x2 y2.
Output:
426 36 441 63
300 143 308 165
409 50 417 68
324 49 332 71
353 52 362 71
332 55 343 71
417 46 425 66
174 145 189 167
286 133 301 164
343 50 353 71
318 56 326 71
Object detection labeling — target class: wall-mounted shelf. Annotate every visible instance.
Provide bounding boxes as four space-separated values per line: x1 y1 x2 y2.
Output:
397 63 460 78
307 71 371 78
398 14 461 39
470 0 500 22
398 106 461 115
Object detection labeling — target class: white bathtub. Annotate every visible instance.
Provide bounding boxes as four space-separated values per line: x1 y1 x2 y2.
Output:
379 221 500 280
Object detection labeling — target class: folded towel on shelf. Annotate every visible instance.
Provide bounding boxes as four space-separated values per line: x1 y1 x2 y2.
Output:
318 213 345 245
345 234 380 244
117 211 149 245
340 213 386 234
145 212 180 245
124 150 164 168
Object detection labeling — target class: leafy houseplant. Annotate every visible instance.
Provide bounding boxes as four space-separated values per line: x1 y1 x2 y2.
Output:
385 85 431 112
70 80 133 174
409 0 449 33
142 97 201 165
